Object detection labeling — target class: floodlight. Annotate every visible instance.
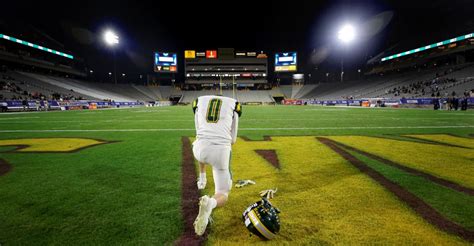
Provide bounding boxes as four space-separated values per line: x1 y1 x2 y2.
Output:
337 24 355 43
103 30 119 46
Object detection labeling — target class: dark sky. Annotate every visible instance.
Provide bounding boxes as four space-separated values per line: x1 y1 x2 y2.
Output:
2 0 474 80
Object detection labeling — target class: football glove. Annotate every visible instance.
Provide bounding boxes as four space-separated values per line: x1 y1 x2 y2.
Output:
235 179 256 188
259 188 278 199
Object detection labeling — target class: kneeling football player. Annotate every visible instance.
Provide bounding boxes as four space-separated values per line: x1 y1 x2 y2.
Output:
191 95 242 236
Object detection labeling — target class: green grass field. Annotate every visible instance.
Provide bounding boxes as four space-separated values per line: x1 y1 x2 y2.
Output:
0 105 473 245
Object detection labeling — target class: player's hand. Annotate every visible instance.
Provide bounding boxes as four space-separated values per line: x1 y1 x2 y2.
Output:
235 179 256 188
259 188 278 199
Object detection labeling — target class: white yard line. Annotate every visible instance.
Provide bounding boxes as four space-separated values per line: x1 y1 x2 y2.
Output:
0 117 41 120
0 125 473 133
0 117 471 123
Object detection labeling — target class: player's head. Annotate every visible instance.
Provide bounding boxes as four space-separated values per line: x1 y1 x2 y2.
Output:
242 198 280 240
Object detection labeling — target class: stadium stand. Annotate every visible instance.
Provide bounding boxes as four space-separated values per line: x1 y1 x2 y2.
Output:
363 64 474 99
279 85 293 98
298 63 474 100
144 86 165 100
132 85 160 101
291 84 319 99
160 86 181 100
1 68 182 103
5 71 91 100
2 63 472 105
18 72 137 101
2 31 473 108
84 83 151 102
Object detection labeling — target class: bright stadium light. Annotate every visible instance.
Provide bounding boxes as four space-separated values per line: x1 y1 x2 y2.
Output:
337 24 355 43
103 30 119 46
102 29 120 84
337 24 356 82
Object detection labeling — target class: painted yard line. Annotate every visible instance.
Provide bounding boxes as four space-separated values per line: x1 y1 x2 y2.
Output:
0 125 473 133
438 113 474 116
0 118 472 123
131 110 171 112
240 126 474 130
0 117 41 120
0 120 193 123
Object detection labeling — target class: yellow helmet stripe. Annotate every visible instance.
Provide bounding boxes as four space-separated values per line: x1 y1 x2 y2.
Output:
248 210 276 240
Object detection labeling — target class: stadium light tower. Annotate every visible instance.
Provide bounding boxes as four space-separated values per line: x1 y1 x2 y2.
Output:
337 24 356 82
104 30 119 45
103 30 119 84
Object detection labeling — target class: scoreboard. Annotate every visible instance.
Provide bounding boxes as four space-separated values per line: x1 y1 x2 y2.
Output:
154 52 177 73
184 48 268 85
275 52 297 72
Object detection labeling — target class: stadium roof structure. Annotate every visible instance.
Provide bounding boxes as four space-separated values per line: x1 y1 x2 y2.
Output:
0 33 74 59
381 32 474 62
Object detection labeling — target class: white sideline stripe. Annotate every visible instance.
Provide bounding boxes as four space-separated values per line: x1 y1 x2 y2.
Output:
1 117 471 123
0 117 41 120
0 125 473 133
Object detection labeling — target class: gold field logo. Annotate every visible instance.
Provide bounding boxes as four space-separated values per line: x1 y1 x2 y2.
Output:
181 135 474 244
0 138 113 176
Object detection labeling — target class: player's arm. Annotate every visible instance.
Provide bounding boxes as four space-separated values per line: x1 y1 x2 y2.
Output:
195 111 200 132
192 99 199 131
192 99 198 114
231 102 242 144
231 111 239 144
234 101 242 117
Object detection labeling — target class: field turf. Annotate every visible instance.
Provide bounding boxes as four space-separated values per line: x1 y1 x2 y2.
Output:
0 105 473 245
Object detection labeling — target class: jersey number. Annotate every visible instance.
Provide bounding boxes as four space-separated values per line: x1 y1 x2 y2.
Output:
206 98 222 123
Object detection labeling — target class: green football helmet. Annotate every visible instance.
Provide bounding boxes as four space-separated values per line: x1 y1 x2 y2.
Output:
242 198 281 240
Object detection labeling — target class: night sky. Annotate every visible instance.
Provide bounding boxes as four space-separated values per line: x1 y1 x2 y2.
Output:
1 0 473 80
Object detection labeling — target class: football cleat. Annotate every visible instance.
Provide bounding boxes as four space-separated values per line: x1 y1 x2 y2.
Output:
197 177 207 190
194 195 212 236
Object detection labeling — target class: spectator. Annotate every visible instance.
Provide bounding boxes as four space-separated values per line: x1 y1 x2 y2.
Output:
453 97 459 111
461 97 468 111
433 98 439 110
22 99 28 111
0 101 7 112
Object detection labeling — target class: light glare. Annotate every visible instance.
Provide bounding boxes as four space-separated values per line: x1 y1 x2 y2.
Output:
338 24 355 43
104 30 119 45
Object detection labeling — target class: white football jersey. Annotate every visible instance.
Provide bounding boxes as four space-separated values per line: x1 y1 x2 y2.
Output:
193 95 242 146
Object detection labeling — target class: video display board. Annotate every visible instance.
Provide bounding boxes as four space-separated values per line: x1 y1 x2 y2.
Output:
275 52 297 72
154 52 177 72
